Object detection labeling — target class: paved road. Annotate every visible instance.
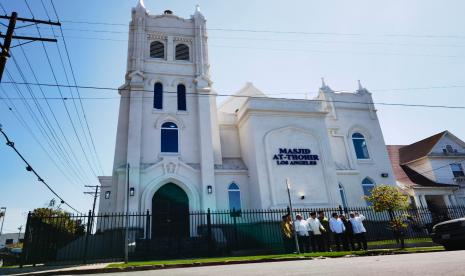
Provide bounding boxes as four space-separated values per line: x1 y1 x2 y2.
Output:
92 251 465 276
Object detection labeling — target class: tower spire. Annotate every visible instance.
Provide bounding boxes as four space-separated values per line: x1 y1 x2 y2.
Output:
136 0 146 9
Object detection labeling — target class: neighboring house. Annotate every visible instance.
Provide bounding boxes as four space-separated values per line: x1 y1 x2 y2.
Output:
387 131 465 209
0 233 24 249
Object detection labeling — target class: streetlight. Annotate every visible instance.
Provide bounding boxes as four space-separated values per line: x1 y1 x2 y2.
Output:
286 178 300 254
0 207 6 236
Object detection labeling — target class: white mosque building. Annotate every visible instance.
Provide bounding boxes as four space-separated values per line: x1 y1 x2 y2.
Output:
98 1 396 221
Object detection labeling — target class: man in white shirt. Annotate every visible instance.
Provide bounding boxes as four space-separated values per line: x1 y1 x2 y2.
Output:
294 214 310 253
329 212 346 251
349 212 368 250
307 212 325 252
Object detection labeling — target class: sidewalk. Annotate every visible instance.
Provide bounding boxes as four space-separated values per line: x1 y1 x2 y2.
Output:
0 246 444 276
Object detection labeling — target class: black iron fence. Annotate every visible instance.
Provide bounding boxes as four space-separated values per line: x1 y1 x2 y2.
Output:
21 205 465 265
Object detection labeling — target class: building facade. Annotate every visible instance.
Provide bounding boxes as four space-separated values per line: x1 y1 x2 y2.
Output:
387 131 465 208
98 1 395 220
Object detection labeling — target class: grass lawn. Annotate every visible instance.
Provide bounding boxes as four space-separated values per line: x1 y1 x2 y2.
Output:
367 238 433 246
107 246 443 269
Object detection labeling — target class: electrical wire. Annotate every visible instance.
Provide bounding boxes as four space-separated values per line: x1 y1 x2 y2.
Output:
0 126 82 214
1 80 465 110
48 0 105 175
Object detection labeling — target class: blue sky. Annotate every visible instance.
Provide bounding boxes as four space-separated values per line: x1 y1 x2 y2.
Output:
0 0 464 232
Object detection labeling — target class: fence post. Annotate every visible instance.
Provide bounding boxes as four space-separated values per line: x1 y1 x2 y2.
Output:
145 209 150 239
207 208 212 256
19 212 32 267
83 210 92 264
338 205 343 215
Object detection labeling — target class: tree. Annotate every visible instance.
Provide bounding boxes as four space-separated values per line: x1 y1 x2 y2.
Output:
30 208 85 236
365 185 410 248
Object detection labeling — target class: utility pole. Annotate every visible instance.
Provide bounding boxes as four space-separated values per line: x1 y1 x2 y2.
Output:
0 12 60 82
0 207 6 236
124 163 130 263
286 178 300 254
84 185 109 233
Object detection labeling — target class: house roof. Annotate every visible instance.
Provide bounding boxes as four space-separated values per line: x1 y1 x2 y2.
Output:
386 145 416 187
398 131 446 164
387 144 458 189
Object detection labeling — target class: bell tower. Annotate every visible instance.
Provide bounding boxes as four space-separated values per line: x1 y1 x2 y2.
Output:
100 0 222 213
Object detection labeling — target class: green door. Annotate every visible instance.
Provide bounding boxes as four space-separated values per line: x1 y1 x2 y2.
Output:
152 183 189 238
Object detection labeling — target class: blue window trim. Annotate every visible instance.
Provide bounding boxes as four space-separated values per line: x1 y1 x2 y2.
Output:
153 82 163 109
362 178 375 206
352 132 370 160
177 84 187 111
161 122 178 153
228 183 241 211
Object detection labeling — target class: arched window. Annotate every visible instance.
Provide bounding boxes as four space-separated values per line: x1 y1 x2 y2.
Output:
352 133 370 159
161 122 178 153
362 178 375 206
228 183 241 211
150 41 165 58
338 183 348 209
177 84 187 111
153 82 163 109
175 44 190 60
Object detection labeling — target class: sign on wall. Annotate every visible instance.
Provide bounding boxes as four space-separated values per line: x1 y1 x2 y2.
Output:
273 148 319 165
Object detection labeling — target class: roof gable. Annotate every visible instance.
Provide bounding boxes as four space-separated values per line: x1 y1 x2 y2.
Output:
399 131 446 164
430 131 465 155
218 82 267 114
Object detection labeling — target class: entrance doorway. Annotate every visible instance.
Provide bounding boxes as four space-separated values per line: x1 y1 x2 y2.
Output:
152 183 189 239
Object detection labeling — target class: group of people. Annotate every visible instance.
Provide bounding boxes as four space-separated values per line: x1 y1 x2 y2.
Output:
281 211 368 253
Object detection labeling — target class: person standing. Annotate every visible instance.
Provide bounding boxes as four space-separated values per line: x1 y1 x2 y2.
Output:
281 214 294 253
340 214 353 251
329 212 345 251
307 212 325 252
318 211 331 251
294 214 310 253
350 212 368 250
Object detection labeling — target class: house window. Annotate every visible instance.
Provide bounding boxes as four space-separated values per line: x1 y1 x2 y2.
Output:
161 122 178 153
177 84 186 111
175 44 190 60
362 178 375 206
451 163 465 177
228 183 241 211
352 133 370 159
105 191 111 199
338 183 348 209
5 239 13 245
150 41 165 58
153 82 163 109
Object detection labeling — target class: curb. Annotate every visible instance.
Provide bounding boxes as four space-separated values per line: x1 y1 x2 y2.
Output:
8 248 445 276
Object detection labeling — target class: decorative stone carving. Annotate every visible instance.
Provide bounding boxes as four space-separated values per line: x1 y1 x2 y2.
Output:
166 162 176 174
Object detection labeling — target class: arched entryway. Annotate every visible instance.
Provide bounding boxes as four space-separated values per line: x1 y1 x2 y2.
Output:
152 183 189 239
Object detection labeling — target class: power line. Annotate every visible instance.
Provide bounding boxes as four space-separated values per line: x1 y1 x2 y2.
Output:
49 0 105 176
7 52 92 187
2 80 465 110
0 3 94 186
14 37 94 186
20 0 100 179
0 86 82 189
0 124 81 213
58 20 465 40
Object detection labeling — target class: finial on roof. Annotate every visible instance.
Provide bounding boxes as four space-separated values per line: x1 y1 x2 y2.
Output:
196 4 201 13
356 80 369 94
320 77 333 93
